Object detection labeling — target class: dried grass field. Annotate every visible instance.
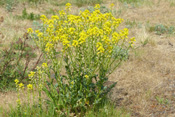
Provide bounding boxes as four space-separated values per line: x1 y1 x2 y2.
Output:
0 0 175 116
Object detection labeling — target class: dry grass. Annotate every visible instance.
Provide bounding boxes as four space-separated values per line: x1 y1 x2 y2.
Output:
107 0 175 116
1 0 175 116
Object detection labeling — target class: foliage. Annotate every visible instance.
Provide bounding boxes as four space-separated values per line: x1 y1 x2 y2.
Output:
156 96 169 105
44 8 57 15
32 20 44 30
149 24 175 35
7 99 130 117
125 19 137 28
0 34 40 91
5 0 14 12
15 3 135 116
16 8 40 21
75 0 103 7
80 5 110 14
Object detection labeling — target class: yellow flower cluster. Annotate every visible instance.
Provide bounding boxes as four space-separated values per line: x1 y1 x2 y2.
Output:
27 84 33 90
28 71 35 78
129 37 136 47
14 79 24 90
96 42 105 54
65 3 71 11
42 63 48 68
110 3 114 8
27 3 135 56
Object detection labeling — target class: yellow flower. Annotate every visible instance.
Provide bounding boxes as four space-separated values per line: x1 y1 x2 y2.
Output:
85 75 89 79
37 32 43 37
40 15 47 20
110 3 114 8
27 84 33 90
66 3 71 7
59 10 65 16
19 83 24 89
95 4 100 9
27 28 33 33
28 71 35 78
97 46 105 54
16 99 21 105
42 63 48 68
71 81 74 85
129 37 136 47
62 39 70 49
130 37 136 42
102 36 111 45
68 27 75 35
78 37 86 44
65 3 71 11
35 30 40 33
51 15 59 20
96 42 102 48
14 79 19 84
72 40 79 47
104 21 112 27
112 32 120 44
45 43 54 52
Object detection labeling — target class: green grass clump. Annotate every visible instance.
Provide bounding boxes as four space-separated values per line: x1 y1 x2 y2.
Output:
16 8 40 20
75 0 103 7
149 24 175 35
7 100 130 117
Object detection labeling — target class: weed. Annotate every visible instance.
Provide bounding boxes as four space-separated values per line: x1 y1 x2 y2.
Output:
16 8 40 20
24 3 135 116
80 5 110 14
8 100 130 116
85 101 131 117
75 0 103 7
149 24 175 35
5 0 14 12
156 96 169 105
32 20 44 30
125 20 137 29
141 38 149 47
44 8 57 15
0 34 40 91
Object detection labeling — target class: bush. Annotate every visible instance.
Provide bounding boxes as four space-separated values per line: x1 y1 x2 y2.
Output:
15 3 135 116
0 34 40 91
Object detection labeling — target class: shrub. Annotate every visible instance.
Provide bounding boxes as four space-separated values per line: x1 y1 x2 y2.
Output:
16 3 135 116
0 34 40 91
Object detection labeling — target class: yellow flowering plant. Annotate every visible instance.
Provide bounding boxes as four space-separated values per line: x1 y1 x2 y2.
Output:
27 3 135 115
